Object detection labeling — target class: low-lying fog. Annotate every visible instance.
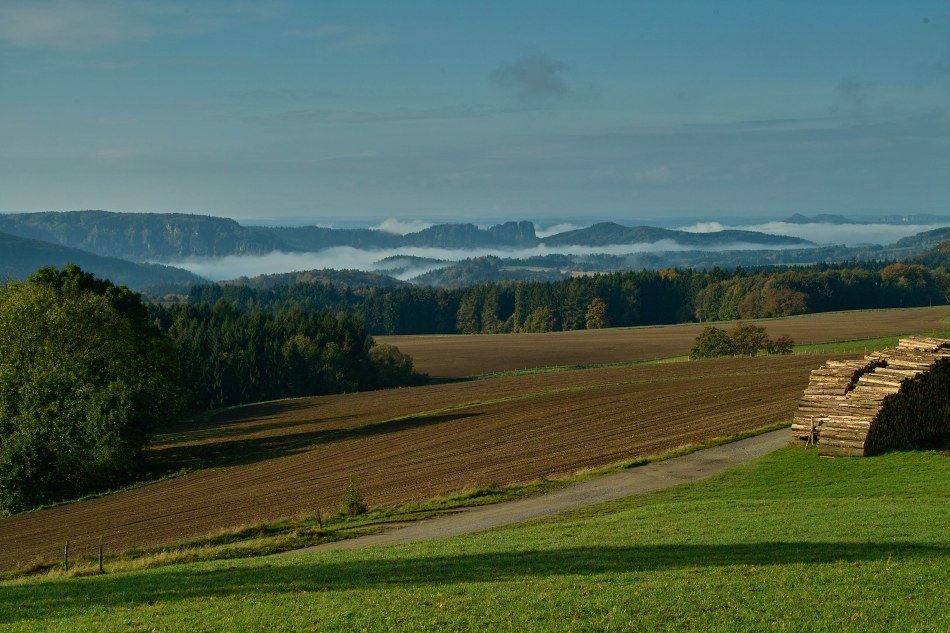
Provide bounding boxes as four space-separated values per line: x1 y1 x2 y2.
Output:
167 221 944 282
678 221 938 247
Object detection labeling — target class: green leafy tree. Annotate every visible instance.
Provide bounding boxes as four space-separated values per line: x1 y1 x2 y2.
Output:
729 322 769 356
0 266 184 514
369 344 427 388
691 322 793 359
690 326 736 359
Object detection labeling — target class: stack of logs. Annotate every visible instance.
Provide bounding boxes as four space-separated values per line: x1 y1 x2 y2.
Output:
792 336 950 456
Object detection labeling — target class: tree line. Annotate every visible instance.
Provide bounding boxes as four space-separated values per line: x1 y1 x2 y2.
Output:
148 301 423 411
186 261 950 335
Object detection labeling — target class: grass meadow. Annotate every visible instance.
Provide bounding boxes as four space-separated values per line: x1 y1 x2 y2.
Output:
2 445 947 632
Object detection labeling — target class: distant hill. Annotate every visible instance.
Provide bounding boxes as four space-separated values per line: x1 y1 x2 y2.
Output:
221 268 406 289
403 226 950 286
0 210 285 262
402 221 537 248
890 226 950 251
784 213 855 224
269 225 401 251
0 231 205 289
272 221 538 250
540 222 812 248
912 238 950 270
784 213 950 225
0 212 541 258
411 256 567 287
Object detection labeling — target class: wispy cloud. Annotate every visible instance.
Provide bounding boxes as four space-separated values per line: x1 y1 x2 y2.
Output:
679 222 725 234
679 221 945 246
0 1 281 51
248 104 538 125
534 222 584 238
0 0 152 50
635 165 673 183
233 88 338 102
372 218 433 235
168 239 813 282
288 24 388 49
491 53 572 101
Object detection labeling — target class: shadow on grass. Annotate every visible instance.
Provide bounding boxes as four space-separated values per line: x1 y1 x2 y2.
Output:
1 542 945 624
146 410 482 472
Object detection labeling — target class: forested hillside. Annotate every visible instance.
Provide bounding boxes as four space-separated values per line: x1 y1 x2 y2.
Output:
540 222 811 247
0 231 205 288
188 260 950 335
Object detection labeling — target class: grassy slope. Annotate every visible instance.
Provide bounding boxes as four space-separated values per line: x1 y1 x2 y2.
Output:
2 446 947 632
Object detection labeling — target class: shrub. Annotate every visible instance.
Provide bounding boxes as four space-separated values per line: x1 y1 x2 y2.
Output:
690 326 736 359
766 334 795 355
690 323 795 359
339 475 367 517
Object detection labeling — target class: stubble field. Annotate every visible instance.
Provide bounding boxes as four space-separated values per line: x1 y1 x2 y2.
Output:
377 306 950 377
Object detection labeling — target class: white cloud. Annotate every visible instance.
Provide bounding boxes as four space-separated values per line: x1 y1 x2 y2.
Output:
534 222 585 238
167 239 808 282
736 222 944 246
678 221 725 233
372 218 433 234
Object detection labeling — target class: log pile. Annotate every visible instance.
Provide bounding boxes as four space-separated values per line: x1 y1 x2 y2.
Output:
792 336 950 456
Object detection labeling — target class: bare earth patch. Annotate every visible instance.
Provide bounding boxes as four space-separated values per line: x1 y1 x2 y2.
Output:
0 354 843 570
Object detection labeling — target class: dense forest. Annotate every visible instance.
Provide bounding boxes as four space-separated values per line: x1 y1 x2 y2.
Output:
149 301 423 411
185 257 950 335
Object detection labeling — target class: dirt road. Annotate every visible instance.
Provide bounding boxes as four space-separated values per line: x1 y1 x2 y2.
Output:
302 428 790 552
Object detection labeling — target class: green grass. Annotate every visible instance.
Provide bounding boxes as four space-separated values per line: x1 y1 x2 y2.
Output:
792 329 950 356
2 445 947 632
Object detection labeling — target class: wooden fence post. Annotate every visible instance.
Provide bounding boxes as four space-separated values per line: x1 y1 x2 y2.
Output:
98 536 104 574
64 540 69 573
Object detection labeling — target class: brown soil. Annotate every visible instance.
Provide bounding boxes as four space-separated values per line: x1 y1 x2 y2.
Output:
0 354 844 571
377 306 950 377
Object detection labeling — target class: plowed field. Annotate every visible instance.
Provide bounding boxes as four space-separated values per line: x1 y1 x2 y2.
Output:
0 354 848 571
377 306 950 377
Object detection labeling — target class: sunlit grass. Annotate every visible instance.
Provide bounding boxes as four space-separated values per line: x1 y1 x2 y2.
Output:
2 445 946 632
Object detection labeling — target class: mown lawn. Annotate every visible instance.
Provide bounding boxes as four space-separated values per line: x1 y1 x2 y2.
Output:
1 446 947 632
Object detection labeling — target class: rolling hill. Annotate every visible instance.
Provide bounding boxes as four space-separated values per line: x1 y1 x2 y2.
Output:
0 231 205 289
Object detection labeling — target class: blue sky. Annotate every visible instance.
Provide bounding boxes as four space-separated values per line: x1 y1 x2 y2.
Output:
1 1 948 226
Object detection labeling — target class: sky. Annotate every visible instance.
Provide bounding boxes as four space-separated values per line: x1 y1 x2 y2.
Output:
1 1 949 227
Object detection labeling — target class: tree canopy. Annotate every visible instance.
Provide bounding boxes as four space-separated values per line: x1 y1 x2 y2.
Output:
690 323 794 359
0 266 184 514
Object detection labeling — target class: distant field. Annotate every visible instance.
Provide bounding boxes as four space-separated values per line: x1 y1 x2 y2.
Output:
377 306 950 377
0 354 838 572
